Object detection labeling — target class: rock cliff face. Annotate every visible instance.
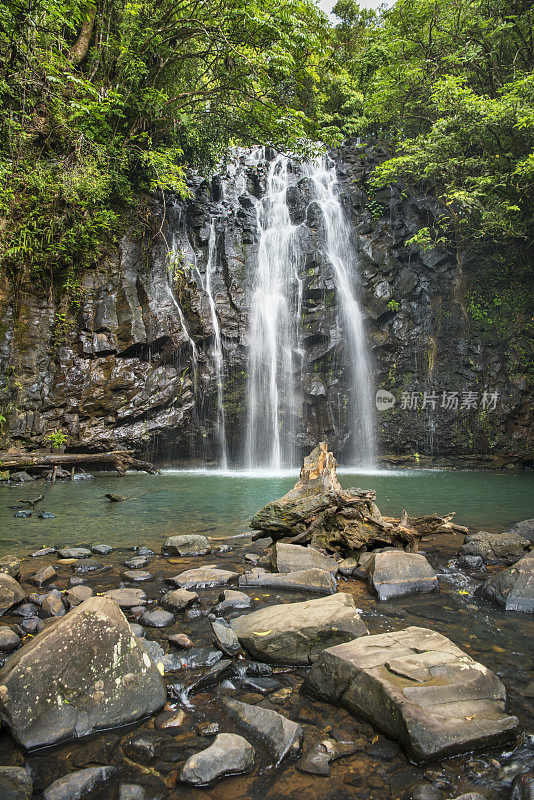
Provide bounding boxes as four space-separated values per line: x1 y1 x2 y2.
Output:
0 144 532 467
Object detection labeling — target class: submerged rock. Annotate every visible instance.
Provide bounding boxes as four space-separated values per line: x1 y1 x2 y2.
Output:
91 544 113 555
230 592 368 664
304 625 519 763
161 588 198 612
0 575 25 617
367 551 438 600
0 765 32 800
211 619 242 656
43 766 117 800
0 596 167 748
459 531 531 567
477 555 534 612
123 570 153 582
213 589 252 614
238 566 337 595
220 697 302 762
180 733 254 785
169 566 238 590
272 542 338 574
162 535 211 556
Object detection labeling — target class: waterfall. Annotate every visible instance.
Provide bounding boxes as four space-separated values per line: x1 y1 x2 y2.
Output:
304 156 376 468
245 150 375 470
203 223 228 468
245 155 301 470
169 235 198 389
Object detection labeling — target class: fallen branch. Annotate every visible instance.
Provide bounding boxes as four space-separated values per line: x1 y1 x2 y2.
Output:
0 451 160 477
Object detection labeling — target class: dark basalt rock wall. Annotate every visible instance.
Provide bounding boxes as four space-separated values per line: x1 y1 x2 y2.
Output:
0 144 532 467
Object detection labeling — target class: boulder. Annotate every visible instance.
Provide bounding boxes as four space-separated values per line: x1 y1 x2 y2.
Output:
161 589 198 612
367 552 438 600
272 542 338 575
0 556 21 579
220 697 302 762
510 773 534 800
29 565 57 587
0 575 25 617
503 519 534 544
169 566 238 590
180 733 254 785
124 556 150 570
104 588 147 608
213 589 252 614
238 567 337 595
91 544 113 555
57 548 92 559
43 766 117 800
0 766 32 800
459 531 531 567
0 627 21 652
304 626 519 763
211 619 241 656
477 555 534 612
0 597 167 748
65 585 93 608
139 609 175 628
41 593 65 618
230 593 368 665
162 535 211 556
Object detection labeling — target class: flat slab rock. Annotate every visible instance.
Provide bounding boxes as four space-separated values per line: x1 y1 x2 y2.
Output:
0 597 167 749
170 566 238 590
162 535 211 556
304 626 519 763
104 588 147 608
220 697 302 762
367 551 438 601
230 592 368 665
180 733 254 785
238 567 337 595
477 555 534 612
272 542 338 575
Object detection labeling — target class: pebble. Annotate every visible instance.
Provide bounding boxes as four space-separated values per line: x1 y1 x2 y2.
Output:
139 609 175 628
168 633 193 649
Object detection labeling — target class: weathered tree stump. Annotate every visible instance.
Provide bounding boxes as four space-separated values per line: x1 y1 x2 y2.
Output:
250 443 465 554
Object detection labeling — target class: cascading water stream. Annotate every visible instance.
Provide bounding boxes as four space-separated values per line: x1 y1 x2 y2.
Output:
245 155 301 470
245 150 375 470
305 156 376 468
169 234 198 389
203 223 228 468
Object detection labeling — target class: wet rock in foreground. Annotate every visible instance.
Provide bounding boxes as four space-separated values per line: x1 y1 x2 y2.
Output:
238 567 337 595
220 697 302 763
304 626 519 763
230 592 368 665
0 597 167 748
272 542 339 575
169 566 238 590
43 766 116 800
477 555 534 612
180 733 254 785
367 551 438 600
163 535 211 556
0 765 32 799
459 530 531 567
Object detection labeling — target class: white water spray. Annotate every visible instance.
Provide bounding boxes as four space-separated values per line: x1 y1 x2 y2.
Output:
204 223 228 468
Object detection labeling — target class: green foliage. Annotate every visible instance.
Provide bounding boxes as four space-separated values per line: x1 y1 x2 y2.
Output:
0 0 330 280
387 299 400 311
45 428 67 448
321 0 534 254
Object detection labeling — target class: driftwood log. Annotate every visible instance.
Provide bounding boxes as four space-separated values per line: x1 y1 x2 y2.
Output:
250 442 467 554
0 450 160 477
